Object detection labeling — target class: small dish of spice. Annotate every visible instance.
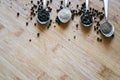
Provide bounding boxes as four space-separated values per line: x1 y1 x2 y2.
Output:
37 0 50 24
57 0 72 23
80 0 94 27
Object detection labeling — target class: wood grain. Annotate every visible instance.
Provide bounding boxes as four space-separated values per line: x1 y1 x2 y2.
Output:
0 0 120 80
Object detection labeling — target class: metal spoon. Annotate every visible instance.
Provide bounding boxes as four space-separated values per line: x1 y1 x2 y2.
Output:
37 0 50 24
80 0 93 27
100 0 114 37
58 0 72 23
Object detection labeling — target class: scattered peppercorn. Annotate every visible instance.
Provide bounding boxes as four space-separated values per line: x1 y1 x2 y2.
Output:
29 39 32 42
37 1 40 5
97 37 100 41
17 12 20 17
102 7 104 10
60 1 63 5
97 22 100 26
26 22 28 26
30 17 32 20
33 4 37 9
97 30 100 34
56 9 60 13
34 23 36 26
76 24 79 29
93 26 96 31
31 0 33 4
99 38 102 42
112 34 114 38
68 2 71 5
47 1 49 6
74 36 76 39
76 4 79 8
37 33 40 37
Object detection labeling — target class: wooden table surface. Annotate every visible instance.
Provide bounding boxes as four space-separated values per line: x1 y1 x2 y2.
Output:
0 0 120 80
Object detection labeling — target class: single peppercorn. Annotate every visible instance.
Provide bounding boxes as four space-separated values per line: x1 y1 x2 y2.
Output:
37 33 40 37
17 12 20 17
26 22 28 26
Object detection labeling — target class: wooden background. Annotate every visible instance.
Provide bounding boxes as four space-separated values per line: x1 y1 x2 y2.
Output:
0 0 120 80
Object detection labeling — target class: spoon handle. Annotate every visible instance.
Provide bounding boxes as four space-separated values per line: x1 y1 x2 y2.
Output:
86 0 89 11
43 0 46 9
64 0 68 8
104 0 109 21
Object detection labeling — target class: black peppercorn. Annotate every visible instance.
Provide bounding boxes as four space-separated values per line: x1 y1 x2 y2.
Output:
56 9 60 13
47 1 49 6
26 22 28 26
97 22 100 26
37 33 40 37
76 24 79 29
30 17 32 20
76 4 79 8
97 37 100 41
48 7 52 12
112 34 114 37
29 39 32 42
74 36 76 39
97 30 99 34
31 0 33 4
17 12 20 17
69 2 71 5
37 1 40 5
34 23 36 26
33 4 37 9
99 38 102 42
102 7 104 10
61 1 63 5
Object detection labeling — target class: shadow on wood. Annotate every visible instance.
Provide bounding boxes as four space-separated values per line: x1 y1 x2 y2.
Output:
80 23 92 35
100 33 114 45
58 21 70 30
36 21 49 32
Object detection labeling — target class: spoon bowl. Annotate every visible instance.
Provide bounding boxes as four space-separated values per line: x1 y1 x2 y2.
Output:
58 8 72 23
100 21 114 37
80 12 94 27
37 9 50 24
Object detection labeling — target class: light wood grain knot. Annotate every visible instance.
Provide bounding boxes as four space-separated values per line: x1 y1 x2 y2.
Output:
98 65 120 80
60 74 69 80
